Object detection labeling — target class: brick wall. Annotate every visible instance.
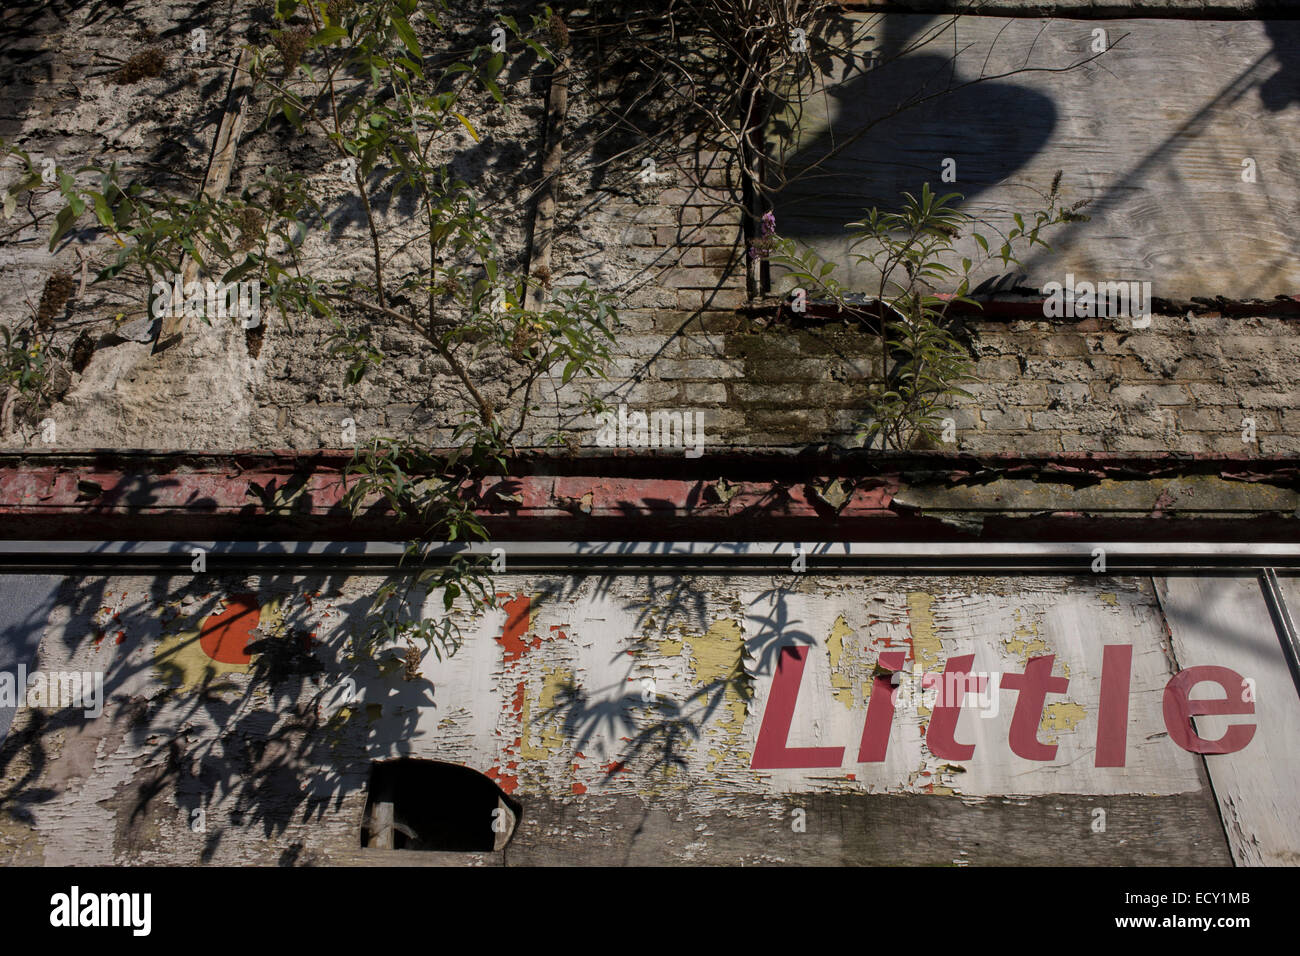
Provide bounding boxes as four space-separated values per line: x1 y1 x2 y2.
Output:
1 0 1297 461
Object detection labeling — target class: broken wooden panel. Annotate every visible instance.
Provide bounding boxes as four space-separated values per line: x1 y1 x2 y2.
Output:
773 14 1300 300
1154 575 1300 865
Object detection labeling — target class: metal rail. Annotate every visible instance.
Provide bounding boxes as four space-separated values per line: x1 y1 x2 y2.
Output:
1259 568 1300 700
2 540 1300 575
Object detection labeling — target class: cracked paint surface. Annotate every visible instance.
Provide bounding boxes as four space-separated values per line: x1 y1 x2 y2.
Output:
0 570 1254 865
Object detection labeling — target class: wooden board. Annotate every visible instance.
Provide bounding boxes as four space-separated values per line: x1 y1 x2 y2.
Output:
0 571 1264 865
1155 575 1300 866
773 14 1300 300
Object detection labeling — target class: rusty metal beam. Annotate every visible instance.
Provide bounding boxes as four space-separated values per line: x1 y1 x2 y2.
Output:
3 450 1300 541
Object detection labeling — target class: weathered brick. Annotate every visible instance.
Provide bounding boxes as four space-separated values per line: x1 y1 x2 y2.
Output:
980 407 1028 430
741 359 831 382
675 289 704 311
806 382 871 406
656 358 746 380
973 356 1021 380
1105 384 1191 406
682 382 729 404
699 288 746 309
729 382 804 404
1238 387 1300 409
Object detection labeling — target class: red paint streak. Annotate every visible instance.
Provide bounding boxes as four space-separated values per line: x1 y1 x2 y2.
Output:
199 594 260 664
1096 644 1133 767
860 650 907 762
115 631 125 645
845 773 856 781
511 682 525 717
604 760 626 776
571 782 587 795
496 594 531 662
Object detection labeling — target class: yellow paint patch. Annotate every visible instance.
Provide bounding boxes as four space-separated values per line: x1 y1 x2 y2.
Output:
1041 701 1087 741
827 615 857 709
687 619 751 772
1099 592 1118 607
657 637 684 657
259 596 285 635
1003 618 1048 662
520 666 571 762
906 592 943 674
688 619 744 686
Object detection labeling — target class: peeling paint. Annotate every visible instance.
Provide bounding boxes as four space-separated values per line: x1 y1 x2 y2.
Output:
905 592 942 674
826 614 858 709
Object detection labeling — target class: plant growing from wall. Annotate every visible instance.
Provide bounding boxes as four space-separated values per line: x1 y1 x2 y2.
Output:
770 177 1089 449
0 0 617 663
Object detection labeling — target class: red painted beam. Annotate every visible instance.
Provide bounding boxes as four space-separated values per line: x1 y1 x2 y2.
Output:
0 450 1299 541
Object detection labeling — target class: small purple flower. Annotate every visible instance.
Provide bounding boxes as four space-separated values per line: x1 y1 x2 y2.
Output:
760 210 776 237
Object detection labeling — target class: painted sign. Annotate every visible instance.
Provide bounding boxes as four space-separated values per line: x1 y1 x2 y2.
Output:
5 571 1297 864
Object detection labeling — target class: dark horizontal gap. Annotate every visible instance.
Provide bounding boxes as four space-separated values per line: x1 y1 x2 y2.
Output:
0 555 1292 575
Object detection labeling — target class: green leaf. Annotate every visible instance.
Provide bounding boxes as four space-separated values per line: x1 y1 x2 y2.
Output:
49 205 77 250
221 254 260 285
482 51 505 79
479 52 505 103
392 16 420 58
90 191 114 229
308 25 347 48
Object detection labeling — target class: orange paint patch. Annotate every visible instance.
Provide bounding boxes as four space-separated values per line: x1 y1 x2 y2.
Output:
485 766 519 795
496 594 532 662
571 782 587 795
199 594 260 664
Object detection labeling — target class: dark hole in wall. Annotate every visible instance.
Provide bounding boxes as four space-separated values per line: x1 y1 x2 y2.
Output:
362 758 520 852
245 321 264 359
